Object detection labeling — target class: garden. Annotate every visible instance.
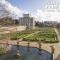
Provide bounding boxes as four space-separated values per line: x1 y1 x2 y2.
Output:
0 27 59 43
9 27 58 43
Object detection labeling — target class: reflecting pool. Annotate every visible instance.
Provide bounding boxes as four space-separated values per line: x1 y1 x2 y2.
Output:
0 45 51 60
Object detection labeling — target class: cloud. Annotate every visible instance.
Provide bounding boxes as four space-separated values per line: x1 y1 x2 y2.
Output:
0 0 28 19
35 4 60 22
1 0 60 22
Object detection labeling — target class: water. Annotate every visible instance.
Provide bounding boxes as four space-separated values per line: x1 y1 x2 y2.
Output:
0 45 51 60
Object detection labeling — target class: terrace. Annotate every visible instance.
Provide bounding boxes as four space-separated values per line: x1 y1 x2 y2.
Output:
0 27 60 60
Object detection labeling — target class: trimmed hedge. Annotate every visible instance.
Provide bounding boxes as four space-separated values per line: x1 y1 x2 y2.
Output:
23 38 59 43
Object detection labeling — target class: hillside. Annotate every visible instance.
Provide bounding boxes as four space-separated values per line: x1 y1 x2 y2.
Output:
0 17 18 26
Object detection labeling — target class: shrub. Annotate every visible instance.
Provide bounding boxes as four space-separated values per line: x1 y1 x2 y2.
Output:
0 46 6 55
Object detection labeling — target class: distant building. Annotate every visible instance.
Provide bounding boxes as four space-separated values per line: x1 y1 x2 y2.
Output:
19 14 35 29
43 21 57 27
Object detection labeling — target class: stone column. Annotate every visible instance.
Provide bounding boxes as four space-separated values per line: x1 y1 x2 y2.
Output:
50 45 55 60
27 40 30 52
17 41 19 50
38 40 42 55
15 41 20 58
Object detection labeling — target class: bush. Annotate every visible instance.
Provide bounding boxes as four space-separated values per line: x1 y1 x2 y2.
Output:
0 46 6 55
23 38 59 43
10 37 18 40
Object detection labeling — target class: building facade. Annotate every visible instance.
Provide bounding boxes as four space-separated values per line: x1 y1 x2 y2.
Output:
44 21 57 27
19 14 35 29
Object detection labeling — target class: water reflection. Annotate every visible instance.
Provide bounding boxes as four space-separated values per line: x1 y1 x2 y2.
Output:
0 45 51 60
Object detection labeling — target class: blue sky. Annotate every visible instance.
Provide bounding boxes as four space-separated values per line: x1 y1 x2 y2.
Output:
8 0 60 12
8 0 47 13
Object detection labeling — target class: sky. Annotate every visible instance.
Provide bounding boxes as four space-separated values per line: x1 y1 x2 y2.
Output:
0 0 60 22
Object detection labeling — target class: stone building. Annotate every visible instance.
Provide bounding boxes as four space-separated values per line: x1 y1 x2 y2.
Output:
19 14 35 29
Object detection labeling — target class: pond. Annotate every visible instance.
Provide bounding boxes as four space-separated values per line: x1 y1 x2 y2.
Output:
0 45 51 60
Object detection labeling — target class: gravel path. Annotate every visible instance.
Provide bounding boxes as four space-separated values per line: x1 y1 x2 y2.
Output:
24 31 40 38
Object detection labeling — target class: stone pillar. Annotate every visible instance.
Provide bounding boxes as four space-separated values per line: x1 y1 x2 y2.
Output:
50 45 55 60
38 40 42 55
17 41 19 50
27 40 30 52
6 40 9 52
15 41 20 58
